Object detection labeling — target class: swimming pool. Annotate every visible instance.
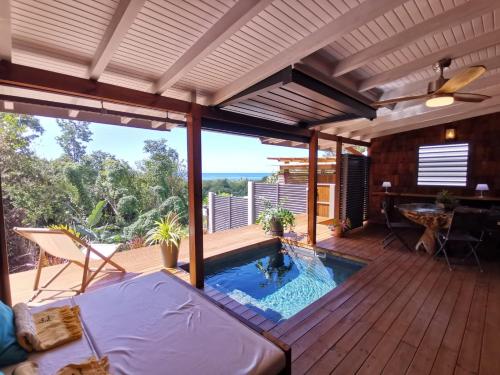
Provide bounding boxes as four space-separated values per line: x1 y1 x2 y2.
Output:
202 243 364 323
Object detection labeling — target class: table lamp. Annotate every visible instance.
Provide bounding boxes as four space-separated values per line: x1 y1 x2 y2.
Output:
382 181 391 193
476 183 489 198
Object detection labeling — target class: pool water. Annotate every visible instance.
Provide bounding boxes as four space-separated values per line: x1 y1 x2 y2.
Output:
204 244 364 322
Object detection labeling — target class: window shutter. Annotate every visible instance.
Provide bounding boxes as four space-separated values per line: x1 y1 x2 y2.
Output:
417 143 469 187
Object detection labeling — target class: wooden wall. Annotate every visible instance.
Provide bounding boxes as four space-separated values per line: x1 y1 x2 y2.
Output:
369 112 500 219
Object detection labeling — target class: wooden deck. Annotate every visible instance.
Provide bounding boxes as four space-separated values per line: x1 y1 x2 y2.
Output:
8 218 500 374
9 214 332 305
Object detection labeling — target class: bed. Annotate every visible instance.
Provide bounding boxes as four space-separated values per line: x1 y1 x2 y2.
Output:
2 271 290 375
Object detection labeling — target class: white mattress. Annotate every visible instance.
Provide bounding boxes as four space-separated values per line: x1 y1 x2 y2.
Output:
3 271 285 375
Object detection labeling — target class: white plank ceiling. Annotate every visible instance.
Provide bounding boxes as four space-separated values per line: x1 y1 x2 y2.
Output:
2 0 500 141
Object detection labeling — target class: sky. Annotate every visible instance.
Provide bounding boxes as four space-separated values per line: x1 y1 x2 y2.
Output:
32 116 312 173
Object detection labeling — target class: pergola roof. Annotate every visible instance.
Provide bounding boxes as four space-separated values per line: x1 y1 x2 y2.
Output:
1 0 499 141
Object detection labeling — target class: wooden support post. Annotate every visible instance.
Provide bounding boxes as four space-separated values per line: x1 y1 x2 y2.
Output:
187 104 204 288
0 174 12 306
307 130 318 245
334 138 343 220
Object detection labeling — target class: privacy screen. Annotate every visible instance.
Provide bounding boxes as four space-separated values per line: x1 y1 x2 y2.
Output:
417 143 469 187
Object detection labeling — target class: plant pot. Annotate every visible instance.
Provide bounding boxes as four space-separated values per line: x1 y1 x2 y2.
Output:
269 218 284 237
333 226 344 238
160 243 179 268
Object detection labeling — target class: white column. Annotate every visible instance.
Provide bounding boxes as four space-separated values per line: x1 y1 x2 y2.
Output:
208 192 215 233
247 181 255 225
329 184 335 218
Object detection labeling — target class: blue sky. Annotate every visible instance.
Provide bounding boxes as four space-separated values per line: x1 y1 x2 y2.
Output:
33 116 312 173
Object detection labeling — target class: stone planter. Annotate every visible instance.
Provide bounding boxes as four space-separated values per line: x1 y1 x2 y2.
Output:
160 243 179 268
269 218 284 237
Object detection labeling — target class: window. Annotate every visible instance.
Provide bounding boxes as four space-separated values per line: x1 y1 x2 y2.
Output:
417 143 469 187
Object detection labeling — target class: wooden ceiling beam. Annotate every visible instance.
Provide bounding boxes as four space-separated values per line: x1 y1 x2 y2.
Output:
0 0 11 61
358 28 500 92
89 0 146 80
378 55 500 106
201 107 311 142
332 0 496 77
211 0 406 105
364 96 500 139
0 61 192 113
353 86 500 139
154 0 273 94
318 132 370 147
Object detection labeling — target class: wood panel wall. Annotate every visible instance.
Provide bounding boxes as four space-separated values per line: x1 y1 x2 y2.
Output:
369 112 500 219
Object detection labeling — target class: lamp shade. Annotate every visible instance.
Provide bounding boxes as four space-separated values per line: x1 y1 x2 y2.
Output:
476 184 489 191
382 181 391 188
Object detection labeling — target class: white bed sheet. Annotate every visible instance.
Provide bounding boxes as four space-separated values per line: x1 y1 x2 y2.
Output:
74 271 285 375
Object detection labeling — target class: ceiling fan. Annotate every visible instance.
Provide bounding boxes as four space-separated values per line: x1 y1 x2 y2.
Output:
373 58 491 108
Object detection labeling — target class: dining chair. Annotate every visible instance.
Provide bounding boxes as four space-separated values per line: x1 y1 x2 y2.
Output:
381 200 414 251
434 208 486 271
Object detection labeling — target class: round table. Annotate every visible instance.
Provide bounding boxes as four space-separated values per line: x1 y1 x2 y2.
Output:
396 203 451 254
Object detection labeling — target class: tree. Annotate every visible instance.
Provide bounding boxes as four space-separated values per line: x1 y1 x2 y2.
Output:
55 119 92 162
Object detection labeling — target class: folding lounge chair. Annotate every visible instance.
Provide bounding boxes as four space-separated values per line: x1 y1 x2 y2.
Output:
14 227 125 302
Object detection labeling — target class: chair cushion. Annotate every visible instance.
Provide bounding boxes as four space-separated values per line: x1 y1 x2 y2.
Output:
0 302 28 367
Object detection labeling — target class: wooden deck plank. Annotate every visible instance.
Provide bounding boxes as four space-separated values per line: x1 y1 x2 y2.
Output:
292 252 416 374
328 256 438 374
479 265 500 375
455 271 490 375
380 268 454 374
430 269 478 375
405 270 463 375
356 258 446 375
308 255 428 374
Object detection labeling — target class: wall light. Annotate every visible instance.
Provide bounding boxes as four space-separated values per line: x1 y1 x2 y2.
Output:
445 127 456 140
426 95 454 108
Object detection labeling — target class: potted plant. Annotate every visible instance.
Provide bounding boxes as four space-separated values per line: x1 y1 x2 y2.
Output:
146 212 184 268
256 201 295 237
330 218 351 238
436 190 458 211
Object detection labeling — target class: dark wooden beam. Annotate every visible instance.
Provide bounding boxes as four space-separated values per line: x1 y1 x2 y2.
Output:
334 139 343 220
218 67 293 107
201 107 311 143
290 69 376 120
0 175 12 306
0 61 192 114
305 113 360 129
187 104 204 289
318 132 370 147
308 130 318 245
0 94 184 130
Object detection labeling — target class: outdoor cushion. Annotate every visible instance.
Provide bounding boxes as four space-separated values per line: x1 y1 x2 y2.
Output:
0 301 27 367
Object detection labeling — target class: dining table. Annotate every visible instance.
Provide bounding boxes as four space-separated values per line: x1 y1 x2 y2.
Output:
396 203 452 254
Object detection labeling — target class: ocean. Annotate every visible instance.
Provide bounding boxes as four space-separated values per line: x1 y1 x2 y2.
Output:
202 172 270 181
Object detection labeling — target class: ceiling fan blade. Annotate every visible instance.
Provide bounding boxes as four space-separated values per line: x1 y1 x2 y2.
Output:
372 94 430 107
436 66 487 94
453 92 491 103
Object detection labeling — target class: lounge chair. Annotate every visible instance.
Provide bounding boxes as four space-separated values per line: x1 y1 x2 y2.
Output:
14 227 125 302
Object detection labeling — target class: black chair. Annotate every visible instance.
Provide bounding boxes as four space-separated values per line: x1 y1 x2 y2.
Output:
435 208 486 272
483 209 500 247
381 200 415 251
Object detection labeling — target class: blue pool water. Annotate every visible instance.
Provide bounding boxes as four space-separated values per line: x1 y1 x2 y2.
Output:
204 244 364 322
